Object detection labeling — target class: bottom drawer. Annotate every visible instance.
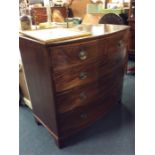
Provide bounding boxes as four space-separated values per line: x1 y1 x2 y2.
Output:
58 96 118 138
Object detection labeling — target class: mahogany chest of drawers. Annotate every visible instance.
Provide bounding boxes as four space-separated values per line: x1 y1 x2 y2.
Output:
19 24 129 148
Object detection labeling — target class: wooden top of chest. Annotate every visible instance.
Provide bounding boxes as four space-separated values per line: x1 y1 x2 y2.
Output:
19 24 129 46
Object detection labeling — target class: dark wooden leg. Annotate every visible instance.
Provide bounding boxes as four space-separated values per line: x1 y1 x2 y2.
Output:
34 117 42 125
55 138 65 149
118 99 122 104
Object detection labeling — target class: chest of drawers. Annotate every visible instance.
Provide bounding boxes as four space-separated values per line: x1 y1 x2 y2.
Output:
19 24 129 148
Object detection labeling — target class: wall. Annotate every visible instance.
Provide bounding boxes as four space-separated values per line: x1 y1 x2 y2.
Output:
70 0 112 18
70 0 90 18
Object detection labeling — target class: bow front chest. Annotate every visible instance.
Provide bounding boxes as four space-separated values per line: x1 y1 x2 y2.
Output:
19 24 129 148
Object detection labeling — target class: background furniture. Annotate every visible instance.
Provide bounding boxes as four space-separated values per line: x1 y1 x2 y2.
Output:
19 24 129 148
31 6 67 24
28 0 44 5
70 0 129 18
128 0 135 57
99 13 124 24
82 13 103 24
69 0 90 18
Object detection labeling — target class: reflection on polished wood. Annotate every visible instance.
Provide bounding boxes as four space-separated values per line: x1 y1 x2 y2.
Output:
19 24 129 148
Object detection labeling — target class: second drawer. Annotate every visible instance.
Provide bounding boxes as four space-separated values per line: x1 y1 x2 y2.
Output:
53 62 99 92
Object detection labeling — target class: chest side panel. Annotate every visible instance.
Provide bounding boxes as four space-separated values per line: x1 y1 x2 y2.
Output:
19 38 59 136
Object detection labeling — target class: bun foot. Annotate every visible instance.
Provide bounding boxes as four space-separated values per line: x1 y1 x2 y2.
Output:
118 99 122 104
34 117 42 126
55 138 65 149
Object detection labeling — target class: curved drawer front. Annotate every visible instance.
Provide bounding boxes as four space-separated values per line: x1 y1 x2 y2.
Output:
56 67 123 114
50 40 106 70
58 97 116 137
53 62 99 92
107 31 128 63
56 82 101 114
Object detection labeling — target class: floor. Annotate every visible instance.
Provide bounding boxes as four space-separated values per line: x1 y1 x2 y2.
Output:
19 62 135 155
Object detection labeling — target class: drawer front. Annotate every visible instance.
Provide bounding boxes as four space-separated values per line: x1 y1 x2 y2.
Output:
50 40 106 70
106 31 128 69
58 97 116 137
53 63 99 92
56 66 123 114
56 82 101 114
107 32 127 55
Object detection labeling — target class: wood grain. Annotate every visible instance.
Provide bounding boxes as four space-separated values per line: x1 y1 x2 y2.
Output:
53 61 99 92
58 96 117 138
19 37 59 136
50 40 102 70
19 24 129 148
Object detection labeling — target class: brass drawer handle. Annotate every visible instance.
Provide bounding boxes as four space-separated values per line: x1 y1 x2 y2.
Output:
118 40 123 47
80 113 88 119
79 50 87 60
79 92 87 101
79 72 87 80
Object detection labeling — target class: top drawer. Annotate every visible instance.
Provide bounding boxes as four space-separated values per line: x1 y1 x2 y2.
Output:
106 31 128 62
50 40 106 70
